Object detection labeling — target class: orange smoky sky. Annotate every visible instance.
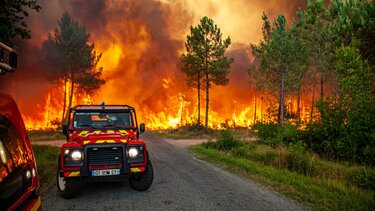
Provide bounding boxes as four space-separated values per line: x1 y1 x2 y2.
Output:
0 0 307 128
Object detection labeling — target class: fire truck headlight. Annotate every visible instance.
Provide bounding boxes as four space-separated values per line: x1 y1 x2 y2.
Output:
71 150 82 161
128 148 138 158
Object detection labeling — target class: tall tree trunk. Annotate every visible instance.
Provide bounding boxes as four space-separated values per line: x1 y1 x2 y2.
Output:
65 70 75 122
61 76 67 123
197 70 201 125
279 70 285 123
204 35 209 128
205 66 209 127
253 90 257 125
320 71 324 100
260 97 263 123
297 90 301 122
310 83 316 121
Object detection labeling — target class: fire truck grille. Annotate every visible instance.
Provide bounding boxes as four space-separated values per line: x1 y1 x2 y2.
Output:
87 146 123 166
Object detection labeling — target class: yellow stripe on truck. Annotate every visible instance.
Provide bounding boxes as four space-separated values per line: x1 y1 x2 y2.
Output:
119 130 128 134
131 168 141 172
70 171 80 176
79 130 89 135
64 171 80 177
29 197 42 211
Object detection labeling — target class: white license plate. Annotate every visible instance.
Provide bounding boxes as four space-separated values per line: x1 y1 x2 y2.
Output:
92 169 120 176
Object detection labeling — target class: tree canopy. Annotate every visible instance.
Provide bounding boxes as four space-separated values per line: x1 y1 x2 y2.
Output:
42 12 104 122
180 16 233 127
250 0 375 165
0 0 41 46
251 14 307 123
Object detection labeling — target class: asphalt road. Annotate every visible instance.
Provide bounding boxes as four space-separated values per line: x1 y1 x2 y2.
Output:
41 133 306 211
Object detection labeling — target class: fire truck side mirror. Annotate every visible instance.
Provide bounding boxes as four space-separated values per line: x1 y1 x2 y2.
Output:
62 124 68 136
139 123 145 133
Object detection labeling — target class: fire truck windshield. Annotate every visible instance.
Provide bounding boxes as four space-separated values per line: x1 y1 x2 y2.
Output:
73 111 133 129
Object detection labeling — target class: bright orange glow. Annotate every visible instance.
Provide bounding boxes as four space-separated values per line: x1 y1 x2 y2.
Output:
17 0 312 131
23 92 62 130
97 44 122 71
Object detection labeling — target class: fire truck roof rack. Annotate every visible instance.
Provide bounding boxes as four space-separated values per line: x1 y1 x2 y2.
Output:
0 42 17 75
71 104 136 111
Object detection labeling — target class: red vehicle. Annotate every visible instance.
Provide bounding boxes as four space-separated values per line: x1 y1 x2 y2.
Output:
57 104 154 198
0 42 42 210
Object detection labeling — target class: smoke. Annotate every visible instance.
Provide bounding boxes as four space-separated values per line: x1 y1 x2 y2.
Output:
0 0 306 125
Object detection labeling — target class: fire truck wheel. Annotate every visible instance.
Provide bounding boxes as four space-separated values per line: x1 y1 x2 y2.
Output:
57 170 80 199
129 160 154 191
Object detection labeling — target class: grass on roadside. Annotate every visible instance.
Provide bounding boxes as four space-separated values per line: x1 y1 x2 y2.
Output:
190 130 375 210
191 145 375 210
32 145 59 192
28 130 66 141
152 124 218 139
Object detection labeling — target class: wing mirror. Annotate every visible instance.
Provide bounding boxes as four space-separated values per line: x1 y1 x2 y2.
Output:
139 123 145 133
62 124 68 136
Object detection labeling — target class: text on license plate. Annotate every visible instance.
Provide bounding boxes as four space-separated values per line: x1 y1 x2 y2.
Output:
92 169 120 176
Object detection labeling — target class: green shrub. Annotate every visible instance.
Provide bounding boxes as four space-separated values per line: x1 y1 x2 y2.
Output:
231 143 257 158
215 130 242 151
202 140 218 149
255 123 303 146
231 145 248 158
349 167 375 191
288 141 313 175
277 124 303 144
247 144 278 165
254 123 280 145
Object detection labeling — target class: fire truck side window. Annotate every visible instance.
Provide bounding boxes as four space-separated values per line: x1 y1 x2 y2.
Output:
4 126 27 168
0 140 11 182
0 119 28 182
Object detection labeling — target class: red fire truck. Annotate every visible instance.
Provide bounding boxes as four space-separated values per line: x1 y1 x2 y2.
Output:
57 104 154 198
0 42 42 210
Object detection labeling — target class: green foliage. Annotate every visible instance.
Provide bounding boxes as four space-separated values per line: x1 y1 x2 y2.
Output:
255 122 279 145
154 123 218 139
215 130 242 151
231 145 249 158
28 129 66 141
288 142 313 175
335 43 375 165
304 42 375 165
248 145 278 165
180 16 233 127
192 144 375 210
349 167 375 191
0 0 41 46
329 0 375 66
304 99 347 159
255 123 303 146
250 0 375 166
203 130 242 152
31 145 59 191
250 13 308 122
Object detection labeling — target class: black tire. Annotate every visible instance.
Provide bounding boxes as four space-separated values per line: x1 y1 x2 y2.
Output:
129 160 154 191
57 155 80 199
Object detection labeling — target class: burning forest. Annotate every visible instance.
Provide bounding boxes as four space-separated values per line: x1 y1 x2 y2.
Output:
0 0 312 130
